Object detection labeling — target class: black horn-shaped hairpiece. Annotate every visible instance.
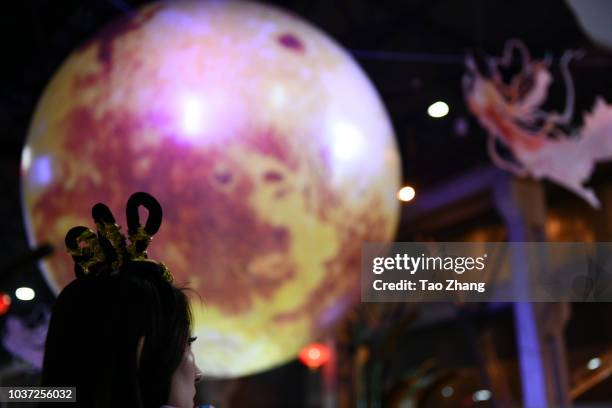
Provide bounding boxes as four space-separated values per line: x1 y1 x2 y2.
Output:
65 192 173 282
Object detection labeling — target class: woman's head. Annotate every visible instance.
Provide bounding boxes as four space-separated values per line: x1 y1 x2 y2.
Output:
42 261 201 407
42 192 202 407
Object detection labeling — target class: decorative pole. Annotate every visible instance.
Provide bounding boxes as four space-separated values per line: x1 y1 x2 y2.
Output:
493 174 571 407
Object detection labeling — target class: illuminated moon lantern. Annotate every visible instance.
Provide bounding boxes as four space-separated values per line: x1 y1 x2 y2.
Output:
21 1 400 377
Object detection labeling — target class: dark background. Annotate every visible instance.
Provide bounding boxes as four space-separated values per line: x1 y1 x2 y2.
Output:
1 1 612 406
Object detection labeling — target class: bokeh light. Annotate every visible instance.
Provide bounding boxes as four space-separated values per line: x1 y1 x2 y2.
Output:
0 293 11 315
441 385 454 397
397 185 416 202
298 343 331 369
588 357 602 370
427 101 449 118
15 287 35 301
472 389 491 402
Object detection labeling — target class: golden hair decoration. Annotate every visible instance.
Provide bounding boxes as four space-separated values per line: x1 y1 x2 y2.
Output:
64 192 173 282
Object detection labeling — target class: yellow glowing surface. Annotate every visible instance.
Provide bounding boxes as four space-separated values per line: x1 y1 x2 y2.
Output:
22 1 400 377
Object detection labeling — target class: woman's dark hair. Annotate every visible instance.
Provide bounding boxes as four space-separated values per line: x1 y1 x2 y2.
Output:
41 261 192 407
41 192 193 407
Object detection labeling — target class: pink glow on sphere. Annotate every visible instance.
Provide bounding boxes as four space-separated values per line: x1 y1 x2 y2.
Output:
21 1 400 377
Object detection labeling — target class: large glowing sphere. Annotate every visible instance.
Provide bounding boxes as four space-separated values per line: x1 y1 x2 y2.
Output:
21 1 400 377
